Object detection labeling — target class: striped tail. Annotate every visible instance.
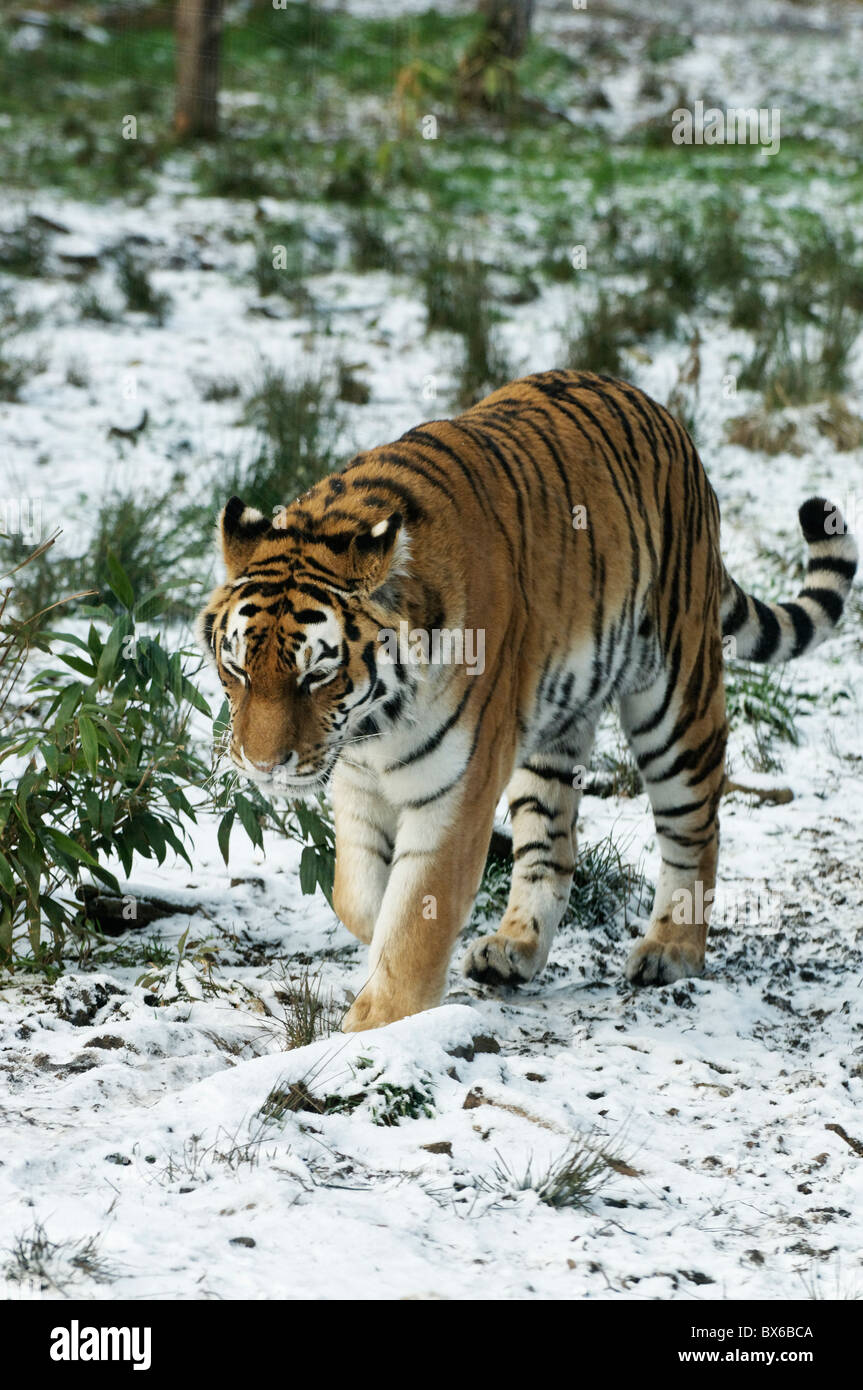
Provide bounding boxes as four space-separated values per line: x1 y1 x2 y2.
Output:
721 497 858 663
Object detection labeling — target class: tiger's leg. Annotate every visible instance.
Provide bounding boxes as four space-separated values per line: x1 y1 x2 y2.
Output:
618 634 727 985
331 759 397 945
342 766 500 1031
461 737 592 987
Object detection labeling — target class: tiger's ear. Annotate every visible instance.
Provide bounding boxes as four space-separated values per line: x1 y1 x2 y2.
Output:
346 512 407 595
219 496 271 579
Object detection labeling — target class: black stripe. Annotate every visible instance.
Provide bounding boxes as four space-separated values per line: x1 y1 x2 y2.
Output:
751 598 782 662
384 684 472 773
807 556 857 581
508 796 556 818
722 584 749 636
799 586 844 624
778 601 814 656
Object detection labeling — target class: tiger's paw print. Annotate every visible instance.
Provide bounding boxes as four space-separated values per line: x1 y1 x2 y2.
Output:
461 933 537 988
625 938 704 987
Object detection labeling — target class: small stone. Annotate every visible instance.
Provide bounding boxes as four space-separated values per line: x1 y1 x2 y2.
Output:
230 1236 256 1248
421 1142 453 1157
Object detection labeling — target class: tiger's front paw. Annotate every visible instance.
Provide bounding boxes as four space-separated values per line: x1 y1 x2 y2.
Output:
625 937 704 986
461 932 538 988
342 987 423 1032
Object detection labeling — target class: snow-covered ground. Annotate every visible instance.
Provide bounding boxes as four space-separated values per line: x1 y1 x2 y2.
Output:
1 0 862 1301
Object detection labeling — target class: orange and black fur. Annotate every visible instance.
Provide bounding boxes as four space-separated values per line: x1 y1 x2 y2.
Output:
197 371 857 1031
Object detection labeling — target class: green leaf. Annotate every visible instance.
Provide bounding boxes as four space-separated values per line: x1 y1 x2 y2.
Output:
53 682 83 731
96 618 125 685
83 789 102 831
134 589 167 622
105 549 135 610
299 846 319 896
316 848 335 907
39 741 60 778
46 827 99 868
234 793 263 850
90 862 120 893
180 677 211 717
217 811 234 866
78 714 99 776
55 652 98 680
86 623 104 663
0 851 15 896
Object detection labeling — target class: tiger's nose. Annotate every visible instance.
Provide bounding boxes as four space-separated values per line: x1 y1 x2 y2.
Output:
239 749 298 775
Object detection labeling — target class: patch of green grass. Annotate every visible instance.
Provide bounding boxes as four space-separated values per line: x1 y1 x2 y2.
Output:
368 1081 434 1126
565 283 681 375
227 363 344 515
725 660 811 773
420 247 511 406
346 211 395 272
5 483 210 631
251 221 334 303
327 1077 435 1126
0 288 46 401
86 933 175 972
645 31 695 65
739 301 859 409
196 374 241 403
0 218 48 276
114 247 171 325
735 222 863 408
65 358 90 390
471 828 652 933
0 350 44 403
197 145 275 200
337 360 371 405
591 735 643 798
75 284 120 324
564 293 628 377
567 833 653 932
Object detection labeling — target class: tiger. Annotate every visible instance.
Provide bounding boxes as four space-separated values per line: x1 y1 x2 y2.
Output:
196 370 857 1032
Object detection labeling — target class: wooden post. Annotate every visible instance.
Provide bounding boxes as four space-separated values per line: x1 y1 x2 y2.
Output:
478 0 535 61
174 0 223 140
457 0 535 112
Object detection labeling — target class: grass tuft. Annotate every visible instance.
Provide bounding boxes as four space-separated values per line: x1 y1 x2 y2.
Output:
725 661 810 773
478 1131 632 1210
5 1221 115 1292
114 247 171 325
228 363 344 514
273 965 343 1049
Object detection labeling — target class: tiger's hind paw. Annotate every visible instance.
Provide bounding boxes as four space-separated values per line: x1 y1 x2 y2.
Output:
625 938 704 987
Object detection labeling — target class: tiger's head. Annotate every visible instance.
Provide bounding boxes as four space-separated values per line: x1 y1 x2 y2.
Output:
196 494 411 797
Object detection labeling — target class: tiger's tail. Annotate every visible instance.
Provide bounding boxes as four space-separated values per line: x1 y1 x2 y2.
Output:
721 496 858 663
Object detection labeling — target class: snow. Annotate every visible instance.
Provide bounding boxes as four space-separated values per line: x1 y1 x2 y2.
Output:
1 0 863 1302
